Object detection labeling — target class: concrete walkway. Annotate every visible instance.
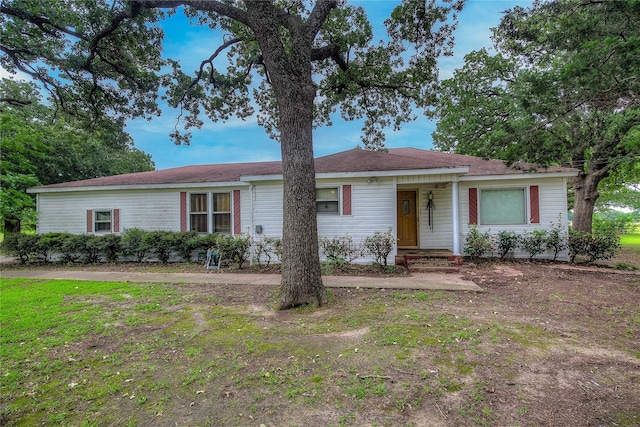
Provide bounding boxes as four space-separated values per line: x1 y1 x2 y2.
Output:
1 268 482 292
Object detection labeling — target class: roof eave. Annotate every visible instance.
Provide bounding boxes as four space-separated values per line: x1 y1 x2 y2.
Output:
459 171 578 182
27 181 249 194
241 166 471 182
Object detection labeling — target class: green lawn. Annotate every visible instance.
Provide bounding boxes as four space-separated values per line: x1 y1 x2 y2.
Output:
621 232 640 248
2 275 639 426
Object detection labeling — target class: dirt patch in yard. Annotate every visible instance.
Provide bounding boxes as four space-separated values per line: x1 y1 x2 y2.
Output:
2 253 639 426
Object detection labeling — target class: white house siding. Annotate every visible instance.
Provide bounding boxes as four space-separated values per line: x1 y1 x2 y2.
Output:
250 178 397 265
33 173 570 264
239 188 251 235
36 186 249 235
36 189 180 234
417 186 453 251
317 178 396 264
250 181 284 238
459 177 570 260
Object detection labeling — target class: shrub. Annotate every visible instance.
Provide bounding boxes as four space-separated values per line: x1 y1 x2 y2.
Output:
519 229 548 260
172 230 200 262
2 233 39 264
96 234 122 263
270 237 283 262
320 259 340 275
586 229 620 263
569 228 620 264
364 229 395 268
495 231 520 259
214 234 252 269
35 232 69 263
82 234 103 263
188 233 218 263
60 234 89 263
121 228 148 262
197 233 218 250
319 234 361 265
253 236 282 267
568 230 591 264
545 222 568 261
144 231 175 264
463 226 492 261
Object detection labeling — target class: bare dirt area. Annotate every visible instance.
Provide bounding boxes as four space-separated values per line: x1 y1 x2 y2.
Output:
456 262 640 426
2 253 639 426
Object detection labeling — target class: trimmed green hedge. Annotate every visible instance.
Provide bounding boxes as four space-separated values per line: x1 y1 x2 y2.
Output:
0 230 252 266
462 221 620 264
2 230 397 269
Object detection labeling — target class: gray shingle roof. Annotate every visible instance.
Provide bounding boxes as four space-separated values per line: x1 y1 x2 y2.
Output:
388 148 573 176
30 147 576 191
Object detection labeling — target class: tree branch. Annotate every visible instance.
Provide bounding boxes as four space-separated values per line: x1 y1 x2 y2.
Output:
275 7 304 32
84 1 147 68
0 5 85 39
177 37 244 106
147 0 249 26
311 43 347 71
306 0 338 41
0 97 32 108
0 46 60 93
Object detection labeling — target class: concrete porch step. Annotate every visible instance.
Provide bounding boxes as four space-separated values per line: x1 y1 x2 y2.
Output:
409 265 461 273
400 254 462 273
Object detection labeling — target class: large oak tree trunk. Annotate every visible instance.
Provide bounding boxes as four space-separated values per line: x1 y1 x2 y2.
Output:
571 173 600 234
246 1 326 309
277 87 326 309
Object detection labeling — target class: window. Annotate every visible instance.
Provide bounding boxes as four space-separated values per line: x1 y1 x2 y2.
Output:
480 188 526 225
316 188 339 214
189 192 232 234
190 193 208 232
94 210 112 232
212 192 231 233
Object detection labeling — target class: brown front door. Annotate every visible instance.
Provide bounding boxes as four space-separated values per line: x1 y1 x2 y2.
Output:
397 190 418 247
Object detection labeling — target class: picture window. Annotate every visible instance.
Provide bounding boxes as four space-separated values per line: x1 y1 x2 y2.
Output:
479 188 526 225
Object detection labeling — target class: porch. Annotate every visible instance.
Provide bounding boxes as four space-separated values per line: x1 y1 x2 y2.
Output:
395 181 463 259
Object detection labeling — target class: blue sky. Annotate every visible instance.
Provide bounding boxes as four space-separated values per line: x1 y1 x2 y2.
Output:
7 0 532 170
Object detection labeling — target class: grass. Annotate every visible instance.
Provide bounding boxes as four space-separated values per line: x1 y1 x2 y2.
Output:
0 278 181 425
620 232 640 248
0 279 493 425
1 275 638 426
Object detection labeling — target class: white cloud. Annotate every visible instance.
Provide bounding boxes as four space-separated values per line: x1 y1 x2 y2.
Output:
0 67 33 82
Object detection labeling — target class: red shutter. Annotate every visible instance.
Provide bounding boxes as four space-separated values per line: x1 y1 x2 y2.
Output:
342 185 352 216
86 210 93 233
180 192 187 232
530 185 540 224
468 188 478 224
113 209 120 232
233 190 241 234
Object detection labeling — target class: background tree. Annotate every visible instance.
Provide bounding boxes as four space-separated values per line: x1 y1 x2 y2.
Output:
0 112 41 232
431 0 640 233
0 79 154 231
1 0 464 309
595 151 640 212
